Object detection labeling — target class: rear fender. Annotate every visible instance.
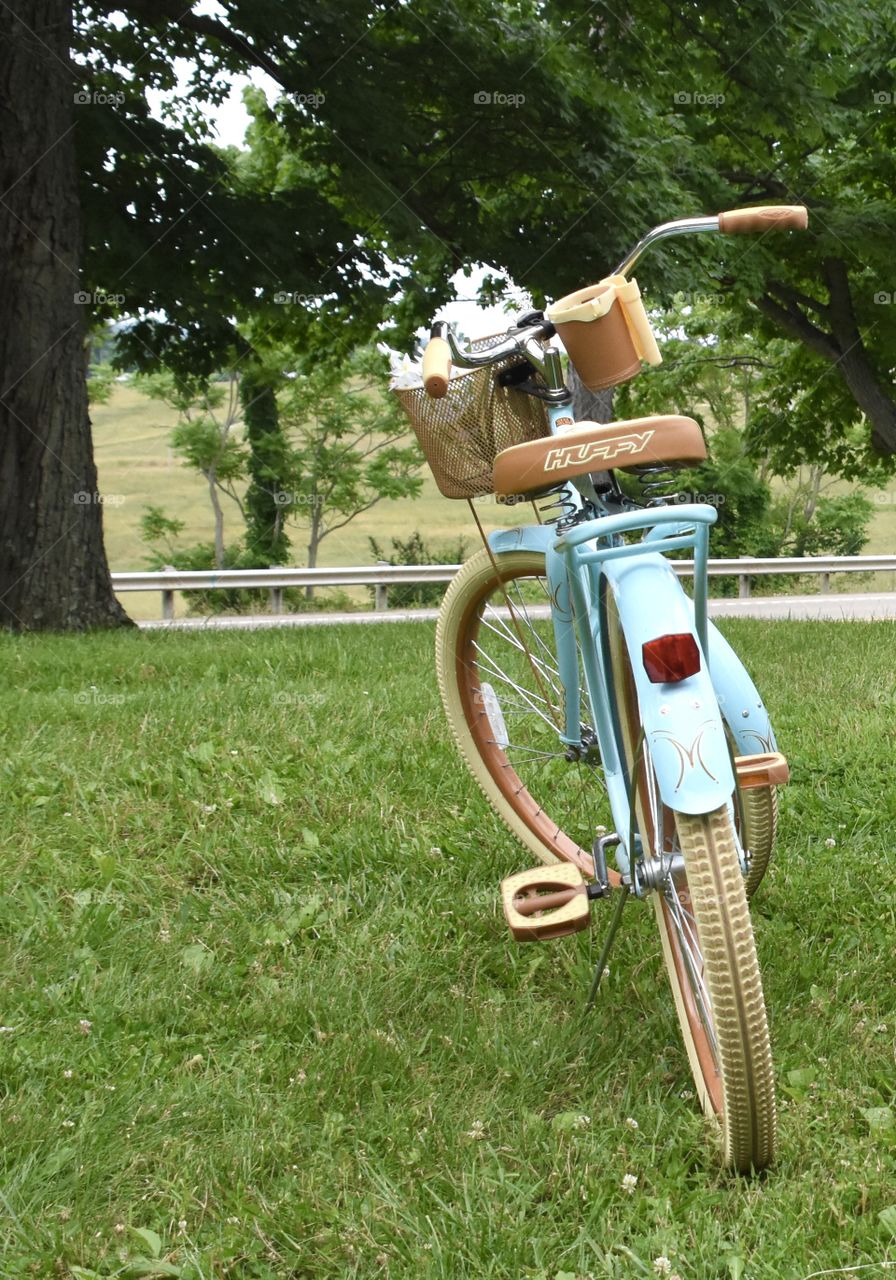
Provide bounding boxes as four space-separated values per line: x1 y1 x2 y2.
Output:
603 553 735 815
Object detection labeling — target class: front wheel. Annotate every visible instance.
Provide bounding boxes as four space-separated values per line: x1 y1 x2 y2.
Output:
606 591 776 1170
654 806 777 1170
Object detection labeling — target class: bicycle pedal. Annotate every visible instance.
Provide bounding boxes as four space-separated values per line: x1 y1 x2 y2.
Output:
501 864 590 942
735 751 789 788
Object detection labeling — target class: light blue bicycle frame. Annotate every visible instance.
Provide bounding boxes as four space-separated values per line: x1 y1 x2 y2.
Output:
488 402 778 882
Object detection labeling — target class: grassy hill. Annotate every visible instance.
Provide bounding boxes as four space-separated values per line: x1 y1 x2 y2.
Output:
92 384 528 619
92 383 896 620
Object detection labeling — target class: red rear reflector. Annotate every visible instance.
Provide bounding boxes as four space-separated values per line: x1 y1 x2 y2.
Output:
642 633 701 683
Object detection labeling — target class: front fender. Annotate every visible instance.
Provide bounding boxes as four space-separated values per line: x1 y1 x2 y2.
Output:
603 553 735 815
488 524 555 556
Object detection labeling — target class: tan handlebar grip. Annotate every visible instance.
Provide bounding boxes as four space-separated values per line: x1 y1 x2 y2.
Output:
718 205 808 235
423 336 452 398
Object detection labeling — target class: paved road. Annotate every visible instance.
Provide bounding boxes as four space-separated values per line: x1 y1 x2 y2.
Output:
139 592 896 630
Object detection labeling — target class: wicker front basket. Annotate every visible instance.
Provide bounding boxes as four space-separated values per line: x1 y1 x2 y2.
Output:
394 344 550 499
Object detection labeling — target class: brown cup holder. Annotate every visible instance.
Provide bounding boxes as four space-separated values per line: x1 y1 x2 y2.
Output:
547 275 662 391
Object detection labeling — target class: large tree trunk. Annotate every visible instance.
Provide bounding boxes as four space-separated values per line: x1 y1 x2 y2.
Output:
0 0 130 630
239 357 291 567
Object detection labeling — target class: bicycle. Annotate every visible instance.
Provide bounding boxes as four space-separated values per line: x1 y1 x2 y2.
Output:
394 204 805 1173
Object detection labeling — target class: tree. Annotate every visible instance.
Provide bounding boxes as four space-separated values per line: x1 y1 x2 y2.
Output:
0 0 130 630
616 294 878 562
7 0 896 627
274 349 423 585
138 371 247 569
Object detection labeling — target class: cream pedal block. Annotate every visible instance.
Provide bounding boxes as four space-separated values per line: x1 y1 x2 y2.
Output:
735 751 789 788
501 864 590 942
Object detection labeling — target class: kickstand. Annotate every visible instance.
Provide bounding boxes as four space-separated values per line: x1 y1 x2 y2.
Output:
584 883 630 1011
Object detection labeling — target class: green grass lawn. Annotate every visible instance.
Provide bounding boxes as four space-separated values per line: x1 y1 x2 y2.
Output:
1 620 895 1278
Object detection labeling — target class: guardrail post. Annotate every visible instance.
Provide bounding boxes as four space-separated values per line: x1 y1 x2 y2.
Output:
162 565 176 620
738 574 751 599
374 561 390 611
820 572 830 593
269 567 285 615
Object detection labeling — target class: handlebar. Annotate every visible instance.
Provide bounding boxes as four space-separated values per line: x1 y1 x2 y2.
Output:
717 204 808 235
422 204 809 398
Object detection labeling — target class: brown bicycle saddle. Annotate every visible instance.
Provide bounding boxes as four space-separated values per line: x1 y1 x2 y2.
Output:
492 415 706 498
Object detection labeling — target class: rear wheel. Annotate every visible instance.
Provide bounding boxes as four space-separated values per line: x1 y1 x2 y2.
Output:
436 548 614 878
742 785 777 898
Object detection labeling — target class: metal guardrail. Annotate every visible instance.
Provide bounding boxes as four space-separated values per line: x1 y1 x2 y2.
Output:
111 556 896 620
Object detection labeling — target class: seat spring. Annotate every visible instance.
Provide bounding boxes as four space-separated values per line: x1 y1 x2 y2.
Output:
635 465 680 506
538 483 577 525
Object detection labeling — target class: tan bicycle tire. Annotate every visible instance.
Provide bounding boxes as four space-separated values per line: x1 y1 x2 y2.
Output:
742 784 778 898
436 548 598 876
606 592 776 1170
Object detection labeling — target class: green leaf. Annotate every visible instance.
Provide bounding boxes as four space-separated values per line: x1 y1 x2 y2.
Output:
180 943 213 975
727 1255 746 1280
255 770 283 806
132 1228 163 1258
862 1106 895 1134
125 1261 183 1278
878 1205 896 1236
550 1111 590 1134
785 1067 816 1094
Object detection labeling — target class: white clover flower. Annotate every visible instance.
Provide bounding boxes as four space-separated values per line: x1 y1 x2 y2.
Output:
653 1258 672 1277
625 1116 639 1130
824 837 836 848
466 1120 486 1140
63 1069 73 1079
621 1173 638 1194
79 1019 92 1035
